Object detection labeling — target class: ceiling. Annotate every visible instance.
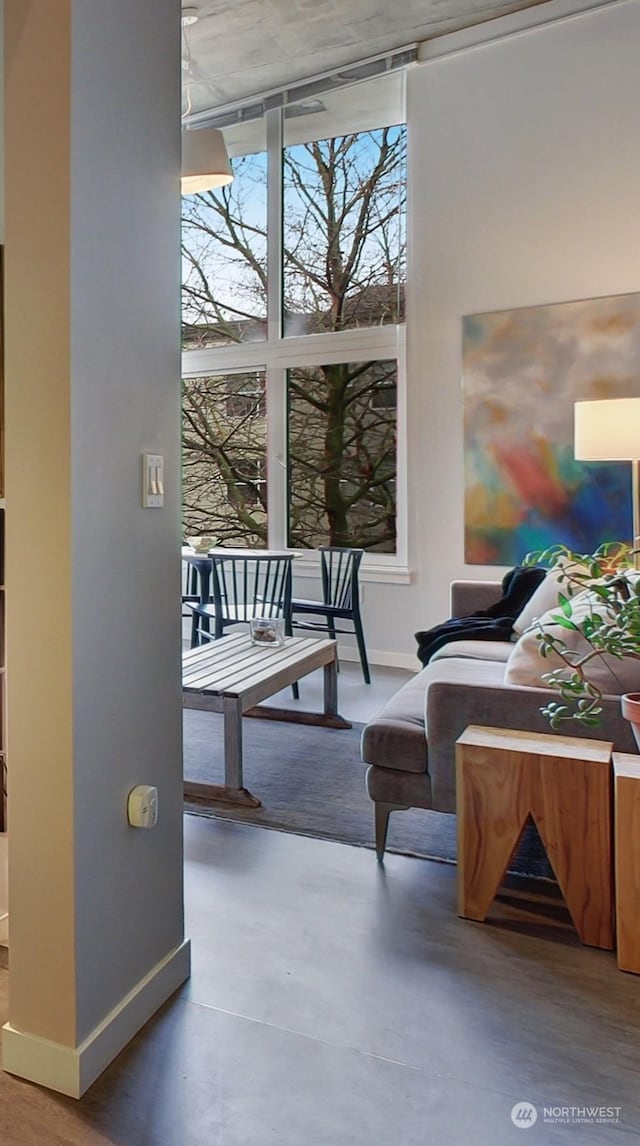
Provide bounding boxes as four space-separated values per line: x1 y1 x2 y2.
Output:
181 0 551 115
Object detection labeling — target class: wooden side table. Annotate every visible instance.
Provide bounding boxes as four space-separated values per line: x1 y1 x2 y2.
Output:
613 753 640 973
456 726 614 949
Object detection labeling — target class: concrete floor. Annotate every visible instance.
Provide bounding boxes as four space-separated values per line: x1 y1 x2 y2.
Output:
264 658 414 722
1 663 640 1143
1 819 640 1144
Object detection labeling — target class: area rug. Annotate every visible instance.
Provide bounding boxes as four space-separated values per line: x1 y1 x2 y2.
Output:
183 709 554 878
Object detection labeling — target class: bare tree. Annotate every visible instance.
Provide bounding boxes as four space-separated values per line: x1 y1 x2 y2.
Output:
288 361 397 551
182 153 267 346
181 126 405 550
182 373 268 546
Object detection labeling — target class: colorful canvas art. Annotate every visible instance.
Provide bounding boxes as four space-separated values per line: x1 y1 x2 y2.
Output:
463 292 640 566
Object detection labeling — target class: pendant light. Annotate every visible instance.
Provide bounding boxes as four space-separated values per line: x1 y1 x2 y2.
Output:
181 8 233 194
182 126 233 193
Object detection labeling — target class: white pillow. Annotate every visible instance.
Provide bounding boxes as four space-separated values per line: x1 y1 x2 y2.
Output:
505 586 640 696
513 561 589 636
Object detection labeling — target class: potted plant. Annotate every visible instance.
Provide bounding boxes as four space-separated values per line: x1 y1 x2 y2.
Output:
522 542 640 743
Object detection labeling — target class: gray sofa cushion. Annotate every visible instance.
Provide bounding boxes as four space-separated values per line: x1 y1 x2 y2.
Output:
361 654 528 781
361 656 511 777
421 655 508 705
430 639 513 664
361 670 427 775
365 763 432 809
450 580 502 616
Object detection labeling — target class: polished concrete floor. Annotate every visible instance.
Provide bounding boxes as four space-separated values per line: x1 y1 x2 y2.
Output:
1 662 640 1143
1 817 640 1144
262 659 414 723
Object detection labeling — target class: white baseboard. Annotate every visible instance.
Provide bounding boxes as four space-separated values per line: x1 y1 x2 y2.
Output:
337 644 418 672
2 938 191 1097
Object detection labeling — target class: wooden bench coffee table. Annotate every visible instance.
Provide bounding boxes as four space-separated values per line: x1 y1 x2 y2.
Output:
182 632 350 807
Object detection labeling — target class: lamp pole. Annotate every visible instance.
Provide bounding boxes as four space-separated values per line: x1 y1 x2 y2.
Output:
633 459 640 570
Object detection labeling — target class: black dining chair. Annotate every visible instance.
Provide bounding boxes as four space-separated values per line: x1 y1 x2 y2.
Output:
182 561 199 646
189 552 294 643
290 546 370 683
182 554 213 648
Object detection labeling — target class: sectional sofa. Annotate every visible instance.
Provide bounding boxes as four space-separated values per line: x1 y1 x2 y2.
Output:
361 578 637 859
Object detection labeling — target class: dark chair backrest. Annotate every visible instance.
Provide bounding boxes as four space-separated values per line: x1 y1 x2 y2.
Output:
320 547 364 610
211 553 293 624
182 561 199 599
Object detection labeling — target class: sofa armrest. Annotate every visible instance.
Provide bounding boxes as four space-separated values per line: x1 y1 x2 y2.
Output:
426 679 634 814
450 580 502 617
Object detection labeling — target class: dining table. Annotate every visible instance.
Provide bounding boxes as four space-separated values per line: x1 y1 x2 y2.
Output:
181 546 302 646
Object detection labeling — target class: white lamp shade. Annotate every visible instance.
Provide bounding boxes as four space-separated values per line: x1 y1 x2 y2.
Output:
181 127 233 194
575 398 640 461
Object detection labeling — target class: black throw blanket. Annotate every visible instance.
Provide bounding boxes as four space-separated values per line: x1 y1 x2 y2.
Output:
414 564 546 667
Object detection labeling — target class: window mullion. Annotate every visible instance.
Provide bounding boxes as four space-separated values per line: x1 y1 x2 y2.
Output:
266 106 283 345
265 106 285 548
266 366 287 548
395 326 408 568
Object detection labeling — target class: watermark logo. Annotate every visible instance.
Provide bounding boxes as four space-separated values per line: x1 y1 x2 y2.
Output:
510 1102 622 1128
543 1106 621 1126
511 1102 538 1129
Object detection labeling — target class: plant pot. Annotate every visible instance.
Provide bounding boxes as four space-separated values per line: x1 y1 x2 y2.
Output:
621 693 640 752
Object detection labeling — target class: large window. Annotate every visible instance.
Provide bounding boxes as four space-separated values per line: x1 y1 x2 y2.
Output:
181 70 406 565
288 361 397 551
182 121 267 349
182 370 268 547
283 128 405 337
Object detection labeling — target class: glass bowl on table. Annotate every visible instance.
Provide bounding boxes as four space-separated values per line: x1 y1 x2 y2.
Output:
249 617 285 647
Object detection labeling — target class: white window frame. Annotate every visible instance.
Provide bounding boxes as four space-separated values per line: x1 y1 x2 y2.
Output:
181 103 409 584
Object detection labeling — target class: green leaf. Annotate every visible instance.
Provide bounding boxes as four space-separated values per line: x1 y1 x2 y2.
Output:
549 614 578 631
558 592 572 618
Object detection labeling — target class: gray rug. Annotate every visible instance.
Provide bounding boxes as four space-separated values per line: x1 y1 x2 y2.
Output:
183 709 554 877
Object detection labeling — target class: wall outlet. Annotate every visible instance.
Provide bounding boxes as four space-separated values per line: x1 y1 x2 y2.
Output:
127 785 158 828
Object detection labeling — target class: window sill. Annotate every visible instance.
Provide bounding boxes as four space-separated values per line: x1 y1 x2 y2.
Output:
293 559 412 585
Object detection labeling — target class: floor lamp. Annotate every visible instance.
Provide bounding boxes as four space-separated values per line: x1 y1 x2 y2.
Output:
574 397 640 569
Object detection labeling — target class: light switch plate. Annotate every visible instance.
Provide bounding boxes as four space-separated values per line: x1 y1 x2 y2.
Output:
142 453 164 508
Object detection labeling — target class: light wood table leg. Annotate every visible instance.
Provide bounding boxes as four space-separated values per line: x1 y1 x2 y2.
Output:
324 656 338 718
183 696 261 808
456 727 613 949
245 648 350 729
613 753 640 973
223 695 244 789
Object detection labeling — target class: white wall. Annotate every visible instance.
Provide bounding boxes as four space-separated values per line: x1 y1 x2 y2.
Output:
361 0 640 664
3 0 188 1093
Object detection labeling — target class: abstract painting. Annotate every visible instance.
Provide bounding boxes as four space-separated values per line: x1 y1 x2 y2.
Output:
463 292 640 566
